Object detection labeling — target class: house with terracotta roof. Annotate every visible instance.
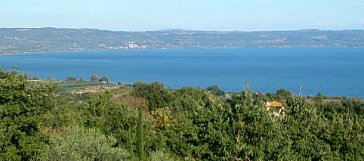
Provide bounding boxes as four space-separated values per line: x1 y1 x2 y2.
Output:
266 101 285 116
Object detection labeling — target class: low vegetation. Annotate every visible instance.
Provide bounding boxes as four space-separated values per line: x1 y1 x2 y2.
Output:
1 69 363 160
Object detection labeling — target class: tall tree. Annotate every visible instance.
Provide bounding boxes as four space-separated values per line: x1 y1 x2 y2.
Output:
0 69 55 160
137 106 144 161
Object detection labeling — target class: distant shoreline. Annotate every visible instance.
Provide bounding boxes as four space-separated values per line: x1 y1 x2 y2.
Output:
2 28 364 54
2 47 364 55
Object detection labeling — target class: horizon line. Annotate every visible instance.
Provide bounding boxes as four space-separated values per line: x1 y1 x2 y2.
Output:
2 27 364 32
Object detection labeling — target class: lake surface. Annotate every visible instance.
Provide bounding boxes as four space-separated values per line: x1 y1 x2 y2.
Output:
0 48 363 97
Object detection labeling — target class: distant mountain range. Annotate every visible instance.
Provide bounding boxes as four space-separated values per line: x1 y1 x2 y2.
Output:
1 28 364 54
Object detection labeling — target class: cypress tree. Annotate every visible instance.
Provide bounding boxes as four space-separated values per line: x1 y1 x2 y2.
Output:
137 106 144 161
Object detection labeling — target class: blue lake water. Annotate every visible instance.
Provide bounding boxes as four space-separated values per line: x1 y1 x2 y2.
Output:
0 48 363 97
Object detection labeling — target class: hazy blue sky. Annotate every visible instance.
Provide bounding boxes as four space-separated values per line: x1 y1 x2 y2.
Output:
1 0 364 31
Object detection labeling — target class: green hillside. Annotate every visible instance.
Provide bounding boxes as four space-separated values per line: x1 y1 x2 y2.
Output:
0 69 363 160
1 28 364 54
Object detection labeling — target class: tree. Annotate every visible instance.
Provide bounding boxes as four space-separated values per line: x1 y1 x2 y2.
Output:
66 76 78 82
0 69 55 160
206 85 225 96
91 74 99 83
276 88 292 100
137 106 144 161
34 125 129 161
133 82 173 110
99 75 109 84
229 90 288 160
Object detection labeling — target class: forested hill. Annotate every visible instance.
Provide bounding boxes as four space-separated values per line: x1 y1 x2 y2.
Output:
1 28 364 54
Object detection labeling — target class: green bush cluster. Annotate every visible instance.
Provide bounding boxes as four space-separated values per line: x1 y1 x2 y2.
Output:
1 69 363 160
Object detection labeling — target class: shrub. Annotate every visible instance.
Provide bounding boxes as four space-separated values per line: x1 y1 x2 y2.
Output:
33 125 129 161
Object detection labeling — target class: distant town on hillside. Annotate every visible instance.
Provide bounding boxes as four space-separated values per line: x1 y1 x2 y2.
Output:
1 28 364 54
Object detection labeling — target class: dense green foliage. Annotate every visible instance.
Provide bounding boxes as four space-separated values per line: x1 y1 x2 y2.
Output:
0 69 55 160
1 69 363 160
34 125 129 161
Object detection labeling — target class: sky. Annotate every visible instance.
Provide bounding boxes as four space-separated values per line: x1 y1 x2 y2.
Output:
1 0 364 31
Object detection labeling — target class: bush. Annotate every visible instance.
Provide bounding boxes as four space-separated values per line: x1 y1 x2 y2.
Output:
33 125 129 161
150 151 180 161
